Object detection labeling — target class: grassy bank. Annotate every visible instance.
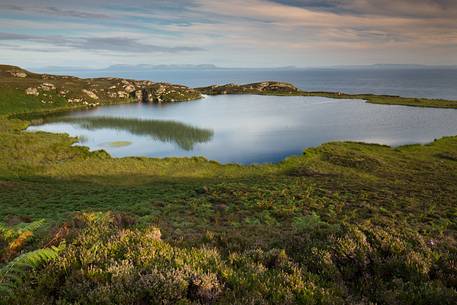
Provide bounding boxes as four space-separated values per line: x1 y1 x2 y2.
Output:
0 64 201 117
0 67 456 304
197 82 457 109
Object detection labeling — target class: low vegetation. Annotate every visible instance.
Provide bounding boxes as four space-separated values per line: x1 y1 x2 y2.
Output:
197 82 457 108
0 65 456 304
0 64 201 117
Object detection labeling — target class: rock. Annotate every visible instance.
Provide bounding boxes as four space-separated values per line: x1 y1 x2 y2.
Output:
67 98 82 103
124 84 136 93
40 83 56 91
59 89 69 96
156 84 167 95
117 91 129 98
82 89 99 100
196 81 298 95
8 70 27 78
25 87 39 96
135 89 144 102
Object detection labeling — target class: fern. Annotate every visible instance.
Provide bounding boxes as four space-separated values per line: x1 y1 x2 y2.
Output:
14 219 46 235
1 219 48 262
0 224 15 240
0 243 65 297
0 219 46 240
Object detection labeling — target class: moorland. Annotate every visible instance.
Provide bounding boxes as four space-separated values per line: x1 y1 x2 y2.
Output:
0 65 456 305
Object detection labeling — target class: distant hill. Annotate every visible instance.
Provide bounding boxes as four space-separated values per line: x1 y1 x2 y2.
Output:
33 63 457 74
105 64 219 70
325 64 457 70
34 64 299 73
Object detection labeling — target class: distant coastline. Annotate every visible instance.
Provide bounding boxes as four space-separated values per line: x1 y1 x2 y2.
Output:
32 63 457 73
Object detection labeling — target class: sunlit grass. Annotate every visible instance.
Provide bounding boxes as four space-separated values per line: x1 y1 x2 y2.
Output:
105 141 132 147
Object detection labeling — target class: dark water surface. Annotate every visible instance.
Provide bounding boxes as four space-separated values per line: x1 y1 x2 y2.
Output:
28 95 457 164
46 68 457 100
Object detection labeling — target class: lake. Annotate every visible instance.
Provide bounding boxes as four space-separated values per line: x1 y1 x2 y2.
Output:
28 95 457 164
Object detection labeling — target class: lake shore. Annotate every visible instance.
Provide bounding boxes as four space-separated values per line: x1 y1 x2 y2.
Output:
2 65 457 120
197 82 457 109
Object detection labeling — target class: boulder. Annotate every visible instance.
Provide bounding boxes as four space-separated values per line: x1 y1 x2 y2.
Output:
117 91 129 98
40 83 56 91
124 84 136 93
8 70 27 78
82 89 99 100
135 89 146 102
25 87 39 96
67 98 82 103
59 89 69 96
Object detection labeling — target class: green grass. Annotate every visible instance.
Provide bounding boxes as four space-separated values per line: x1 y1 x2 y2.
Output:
106 141 132 147
46 116 214 150
0 64 201 117
197 82 457 109
302 91 457 108
0 66 456 304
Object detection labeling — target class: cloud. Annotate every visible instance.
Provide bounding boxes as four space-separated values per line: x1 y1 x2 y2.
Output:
74 37 203 53
40 6 111 19
0 0 456 66
0 3 112 19
192 0 457 44
0 32 204 53
267 0 457 18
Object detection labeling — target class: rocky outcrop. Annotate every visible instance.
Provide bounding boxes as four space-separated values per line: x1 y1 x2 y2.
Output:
196 81 299 95
82 89 99 100
40 83 56 91
8 70 27 78
4 65 302 109
25 87 39 96
0 65 202 107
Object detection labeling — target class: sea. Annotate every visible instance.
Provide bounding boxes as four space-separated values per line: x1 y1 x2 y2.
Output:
41 67 457 100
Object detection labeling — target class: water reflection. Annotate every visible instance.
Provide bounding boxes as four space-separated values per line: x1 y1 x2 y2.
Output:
28 95 457 164
44 116 213 150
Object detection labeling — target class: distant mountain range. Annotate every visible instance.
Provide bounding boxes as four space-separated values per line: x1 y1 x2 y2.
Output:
326 64 457 70
33 63 457 73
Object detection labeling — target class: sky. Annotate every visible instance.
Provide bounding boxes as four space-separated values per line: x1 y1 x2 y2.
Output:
0 0 456 68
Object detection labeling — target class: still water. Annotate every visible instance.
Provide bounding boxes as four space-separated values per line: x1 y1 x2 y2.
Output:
46 68 457 100
28 95 457 164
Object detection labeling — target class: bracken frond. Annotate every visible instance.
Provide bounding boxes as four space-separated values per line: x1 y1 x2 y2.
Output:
0 242 65 297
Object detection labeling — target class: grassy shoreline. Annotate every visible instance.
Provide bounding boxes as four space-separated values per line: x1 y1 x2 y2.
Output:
302 91 457 108
196 82 457 109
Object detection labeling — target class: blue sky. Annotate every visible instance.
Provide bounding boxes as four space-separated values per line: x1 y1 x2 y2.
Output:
0 0 456 68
